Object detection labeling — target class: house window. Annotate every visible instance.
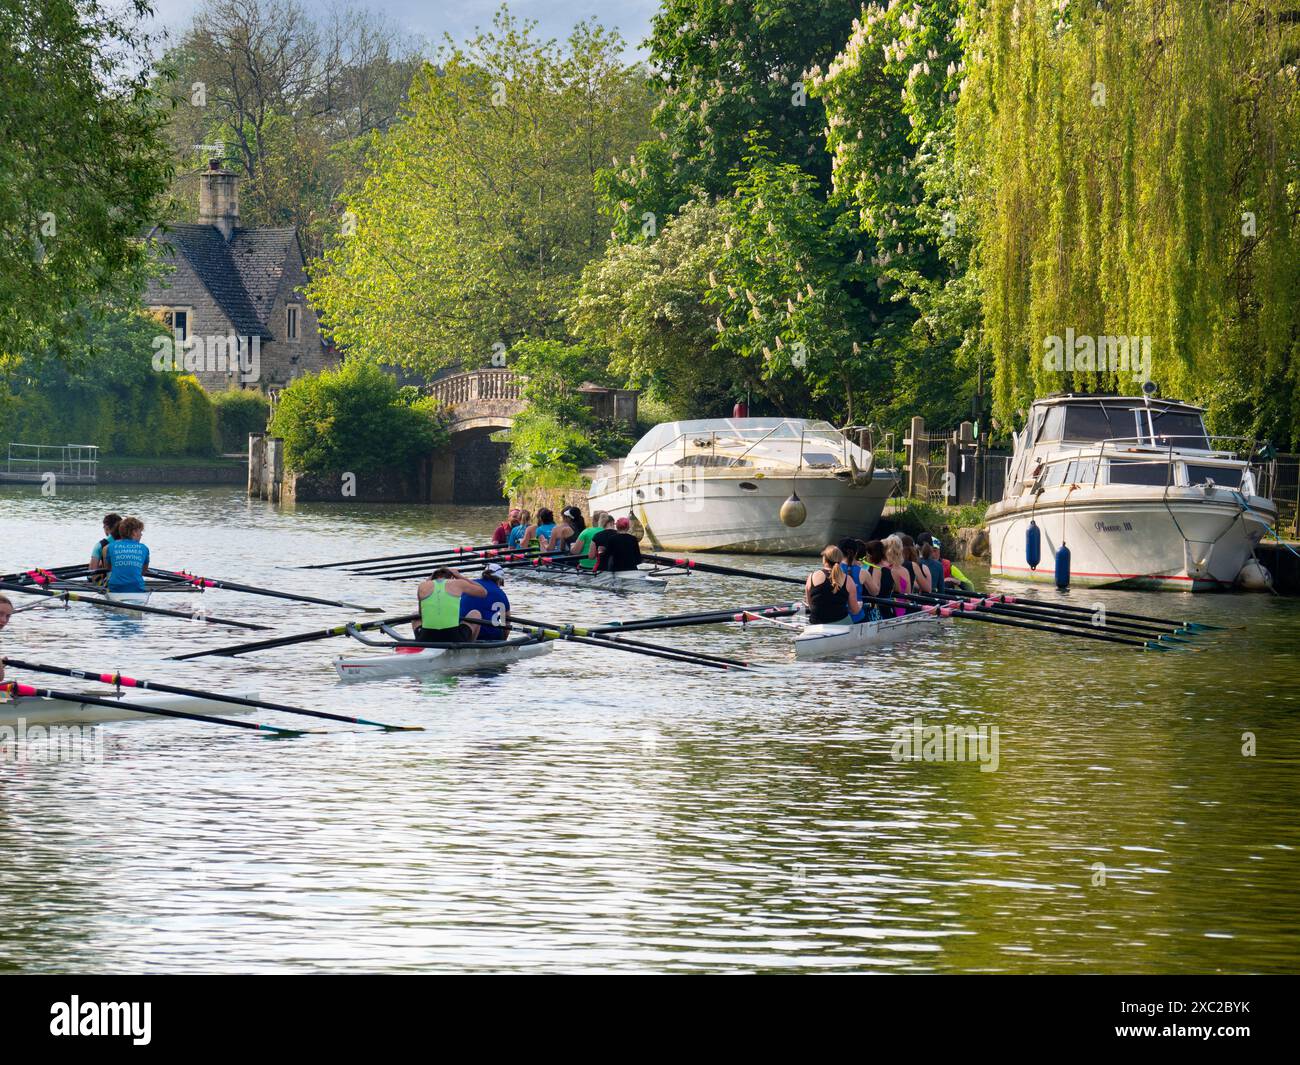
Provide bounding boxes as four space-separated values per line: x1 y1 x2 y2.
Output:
152 307 189 341
286 304 300 340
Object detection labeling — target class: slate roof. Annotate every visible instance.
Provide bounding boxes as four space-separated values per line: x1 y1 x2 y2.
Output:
145 222 297 340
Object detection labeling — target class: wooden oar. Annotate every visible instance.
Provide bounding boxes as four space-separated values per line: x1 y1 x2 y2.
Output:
151 568 381 612
963 589 1219 631
857 592 1168 650
0 579 269 630
512 615 754 668
170 613 420 661
4 659 423 731
300 542 504 570
0 681 309 736
640 553 804 585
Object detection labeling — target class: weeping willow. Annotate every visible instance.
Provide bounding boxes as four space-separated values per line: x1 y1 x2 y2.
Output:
958 0 1300 445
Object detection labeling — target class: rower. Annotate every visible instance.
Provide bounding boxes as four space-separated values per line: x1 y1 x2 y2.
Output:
880 535 913 616
837 538 868 624
103 516 151 594
918 532 946 598
805 546 861 624
572 511 608 569
590 516 642 572
0 594 11 683
89 512 123 581
493 508 521 546
548 506 584 553
461 562 511 641
523 507 558 551
898 533 933 594
415 567 487 643
929 536 974 591
507 510 532 550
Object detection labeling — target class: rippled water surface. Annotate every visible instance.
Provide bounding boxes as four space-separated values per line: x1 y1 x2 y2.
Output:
1 486 1297 973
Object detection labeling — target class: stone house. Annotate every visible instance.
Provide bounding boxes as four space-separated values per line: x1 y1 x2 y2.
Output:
142 160 335 393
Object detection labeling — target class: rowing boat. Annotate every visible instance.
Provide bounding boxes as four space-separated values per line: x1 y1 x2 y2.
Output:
507 564 669 594
0 688 261 727
334 637 554 680
792 609 943 660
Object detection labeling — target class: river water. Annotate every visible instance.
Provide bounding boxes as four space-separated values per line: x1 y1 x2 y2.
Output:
0 485 1297 973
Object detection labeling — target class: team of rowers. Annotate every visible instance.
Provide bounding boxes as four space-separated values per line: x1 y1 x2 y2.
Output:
805 533 973 626
411 506 645 646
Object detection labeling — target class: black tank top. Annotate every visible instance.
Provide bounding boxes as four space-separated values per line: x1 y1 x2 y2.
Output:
807 569 850 623
877 566 895 600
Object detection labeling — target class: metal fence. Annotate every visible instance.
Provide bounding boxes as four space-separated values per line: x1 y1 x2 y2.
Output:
1266 455 1299 537
1 443 99 484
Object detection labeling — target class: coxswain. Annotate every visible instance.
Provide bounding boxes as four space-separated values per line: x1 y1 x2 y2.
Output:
805 546 861 625
103 516 150 594
461 562 511 641
415 567 487 643
89 512 123 581
590 516 642 572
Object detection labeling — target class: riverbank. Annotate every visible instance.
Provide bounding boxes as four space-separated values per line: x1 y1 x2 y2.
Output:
98 455 245 485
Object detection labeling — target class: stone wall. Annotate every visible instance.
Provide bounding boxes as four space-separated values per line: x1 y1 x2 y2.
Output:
99 463 245 485
512 485 590 520
284 462 432 503
142 252 245 393
261 243 333 388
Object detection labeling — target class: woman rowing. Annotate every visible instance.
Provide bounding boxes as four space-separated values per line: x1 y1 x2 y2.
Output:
547 506 585 554
898 533 933 595
492 508 522 546
869 536 912 617
805 545 861 625
837 538 868 624
102 516 151 596
571 511 608 569
89 512 122 583
506 510 532 549
415 567 487 643
521 507 558 551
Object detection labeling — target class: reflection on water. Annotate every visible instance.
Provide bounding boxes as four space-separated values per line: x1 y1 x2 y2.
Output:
1 486 1297 972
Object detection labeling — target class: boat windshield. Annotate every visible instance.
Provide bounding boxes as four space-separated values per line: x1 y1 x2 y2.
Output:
1040 402 1210 448
626 418 852 463
1148 409 1210 449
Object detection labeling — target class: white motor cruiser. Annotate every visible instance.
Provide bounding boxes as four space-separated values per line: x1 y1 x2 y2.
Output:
985 393 1278 591
586 418 896 555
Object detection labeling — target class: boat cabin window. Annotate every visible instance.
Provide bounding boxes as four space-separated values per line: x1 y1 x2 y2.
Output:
1041 406 1066 442
1147 409 1209 449
1061 404 1127 442
1184 464 1242 488
1041 458 1099 488
1107 459 1171 486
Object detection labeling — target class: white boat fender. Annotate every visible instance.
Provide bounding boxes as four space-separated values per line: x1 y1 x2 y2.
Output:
1235 558 1273 591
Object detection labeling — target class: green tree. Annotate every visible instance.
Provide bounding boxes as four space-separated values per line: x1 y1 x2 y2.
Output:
268 360 448 473
600 0 863 241
0 0 173 365
570 199 742 418
307 6 653 376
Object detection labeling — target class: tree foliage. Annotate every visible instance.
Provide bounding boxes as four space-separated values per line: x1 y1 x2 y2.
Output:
268 360 448 473
957 0 1300 445
306 7 653 376
0 0 173 365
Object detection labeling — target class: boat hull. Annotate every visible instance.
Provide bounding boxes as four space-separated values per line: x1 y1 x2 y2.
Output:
588 472 897 555
986 492 1276 591
794 610 943 660
0 689 261 727
334 639 553 681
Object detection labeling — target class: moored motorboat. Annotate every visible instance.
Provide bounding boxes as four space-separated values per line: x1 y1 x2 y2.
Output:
0 688 261 727
586 417 896 555
334 636 554 680
793 609 943 660
985 393 1279 591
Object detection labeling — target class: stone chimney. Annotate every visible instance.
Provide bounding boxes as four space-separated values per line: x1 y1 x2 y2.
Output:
198 158 240 240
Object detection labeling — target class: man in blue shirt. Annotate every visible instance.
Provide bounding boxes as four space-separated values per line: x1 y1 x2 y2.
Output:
461 563 510 641
103 516 150 594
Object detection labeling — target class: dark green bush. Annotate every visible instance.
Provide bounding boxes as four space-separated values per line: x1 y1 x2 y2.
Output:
211 389 269 453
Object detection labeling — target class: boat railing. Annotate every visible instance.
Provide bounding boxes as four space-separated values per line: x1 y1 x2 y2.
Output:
1031 436 1271 494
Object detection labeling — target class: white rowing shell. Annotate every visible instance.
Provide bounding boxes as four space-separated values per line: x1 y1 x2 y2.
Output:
507 566 668 593
0 688 261 727
334 639 553 681
793 610 942 660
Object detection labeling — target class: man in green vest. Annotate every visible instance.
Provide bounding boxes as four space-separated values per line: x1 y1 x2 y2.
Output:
415 567 487 643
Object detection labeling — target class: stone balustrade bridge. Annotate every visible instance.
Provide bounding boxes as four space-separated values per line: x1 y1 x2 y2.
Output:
424 369 527 503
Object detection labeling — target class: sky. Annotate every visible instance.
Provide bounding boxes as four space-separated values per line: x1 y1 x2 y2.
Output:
145 0 661 56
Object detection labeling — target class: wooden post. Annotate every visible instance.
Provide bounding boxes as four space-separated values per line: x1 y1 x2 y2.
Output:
247 433 265 497
906 416 925 498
